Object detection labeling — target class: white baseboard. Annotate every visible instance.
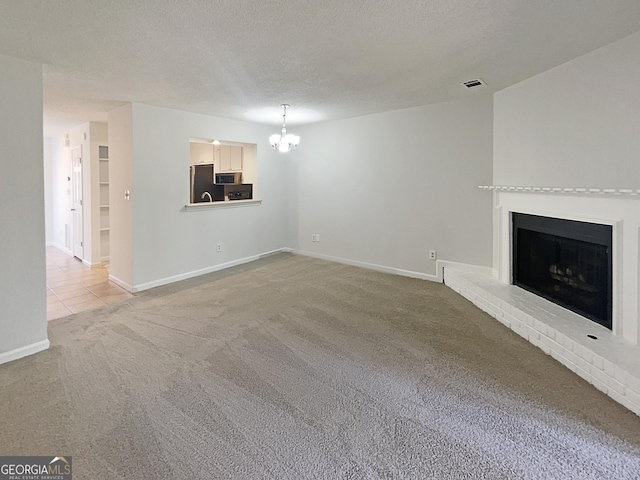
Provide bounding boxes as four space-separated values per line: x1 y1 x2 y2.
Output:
293 249 441 282
292 250 494 285
130 248 290 293
51 243 73 257
108 274 133 292
435 260 494 283
109 247 490 295
82 259 102 268
0 339 50 366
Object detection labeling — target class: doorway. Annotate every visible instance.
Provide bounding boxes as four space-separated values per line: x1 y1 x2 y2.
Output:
71 145 83 259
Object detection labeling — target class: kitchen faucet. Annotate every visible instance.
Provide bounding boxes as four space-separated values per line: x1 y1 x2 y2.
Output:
201 192 212 202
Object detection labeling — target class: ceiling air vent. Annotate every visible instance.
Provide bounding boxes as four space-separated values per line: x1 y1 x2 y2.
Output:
461 78 487 89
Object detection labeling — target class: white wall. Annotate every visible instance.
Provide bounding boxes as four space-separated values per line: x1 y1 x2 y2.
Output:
293 95 494 276
43 137 53 245
110 103 291 290
0 54 48 361
494 31 640 188
108 104 134 289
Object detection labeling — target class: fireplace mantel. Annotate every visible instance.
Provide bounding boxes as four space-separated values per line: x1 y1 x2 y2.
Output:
479 185 640 196
488 189 640 344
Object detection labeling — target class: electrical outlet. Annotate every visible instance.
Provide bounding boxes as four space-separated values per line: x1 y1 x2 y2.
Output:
216 243 222 252
315 234 320 242
311 234 316 242
429 250 437 260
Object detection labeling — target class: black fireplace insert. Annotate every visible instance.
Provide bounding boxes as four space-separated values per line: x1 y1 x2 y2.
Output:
512 213 612 329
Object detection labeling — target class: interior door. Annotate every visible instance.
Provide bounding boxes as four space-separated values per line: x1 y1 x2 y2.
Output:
71 146 83 259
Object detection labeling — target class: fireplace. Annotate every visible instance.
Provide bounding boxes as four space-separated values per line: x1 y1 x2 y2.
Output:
448 188 640 415
512 213 612 329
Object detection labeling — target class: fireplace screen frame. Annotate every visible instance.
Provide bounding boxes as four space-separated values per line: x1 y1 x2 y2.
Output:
511 212 613 330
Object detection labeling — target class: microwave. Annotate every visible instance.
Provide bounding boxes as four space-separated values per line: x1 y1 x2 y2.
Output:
215 172 242 184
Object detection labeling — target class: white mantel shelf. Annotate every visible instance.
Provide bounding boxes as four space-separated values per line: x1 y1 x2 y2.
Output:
479 185 640 196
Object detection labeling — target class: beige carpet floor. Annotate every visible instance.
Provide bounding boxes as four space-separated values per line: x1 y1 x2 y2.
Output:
1 253 639 479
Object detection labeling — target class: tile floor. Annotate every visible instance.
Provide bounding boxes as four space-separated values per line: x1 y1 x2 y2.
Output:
46 246 134 321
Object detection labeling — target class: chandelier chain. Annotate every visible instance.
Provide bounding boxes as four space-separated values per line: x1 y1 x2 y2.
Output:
281 104 289 130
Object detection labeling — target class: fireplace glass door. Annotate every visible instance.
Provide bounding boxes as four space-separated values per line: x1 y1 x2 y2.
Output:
512 213 612 329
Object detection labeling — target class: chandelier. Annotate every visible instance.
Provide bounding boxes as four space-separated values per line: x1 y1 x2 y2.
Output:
269 104 300 152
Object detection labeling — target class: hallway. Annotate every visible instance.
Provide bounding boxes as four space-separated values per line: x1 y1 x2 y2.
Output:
46 246 133 320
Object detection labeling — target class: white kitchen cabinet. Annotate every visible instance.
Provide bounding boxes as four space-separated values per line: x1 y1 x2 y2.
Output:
230 146 243 171
190 142 214 164
219 145 230 171
217 145 243 172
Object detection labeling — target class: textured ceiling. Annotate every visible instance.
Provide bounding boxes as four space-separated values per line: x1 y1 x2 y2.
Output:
1 0 640 136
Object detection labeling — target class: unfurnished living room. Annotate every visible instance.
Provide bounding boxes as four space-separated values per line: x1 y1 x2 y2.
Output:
1 1 640 479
